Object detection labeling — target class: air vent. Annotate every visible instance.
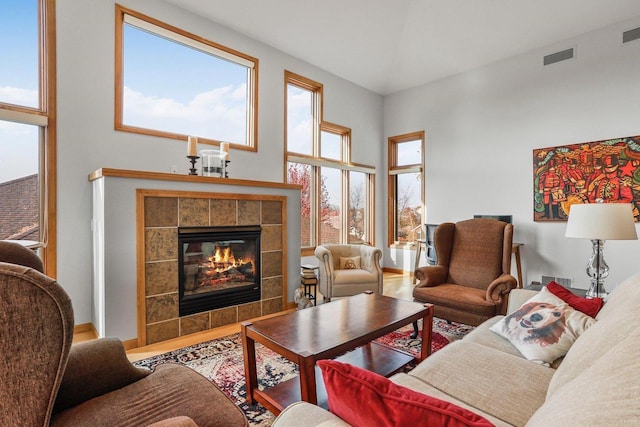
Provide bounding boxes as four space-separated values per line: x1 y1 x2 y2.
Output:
543 48 574 66
622 26 640 44
541 275 574 289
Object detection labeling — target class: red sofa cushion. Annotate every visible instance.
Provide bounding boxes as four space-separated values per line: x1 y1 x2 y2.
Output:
546 281 603 318
318 359 494 427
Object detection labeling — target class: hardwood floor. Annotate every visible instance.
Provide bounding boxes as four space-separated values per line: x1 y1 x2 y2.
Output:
72 271 416 362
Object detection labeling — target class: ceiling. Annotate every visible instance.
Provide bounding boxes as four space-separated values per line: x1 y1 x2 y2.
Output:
165 0 640 95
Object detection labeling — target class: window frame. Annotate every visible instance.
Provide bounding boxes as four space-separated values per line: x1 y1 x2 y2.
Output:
114 4 259 152
387 131 425 247
0 0 57 275
284 71 375 254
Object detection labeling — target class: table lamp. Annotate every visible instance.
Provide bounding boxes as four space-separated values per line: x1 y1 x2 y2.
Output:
565 201 637 298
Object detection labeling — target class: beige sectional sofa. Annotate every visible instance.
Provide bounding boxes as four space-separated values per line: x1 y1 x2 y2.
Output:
272 273 640 426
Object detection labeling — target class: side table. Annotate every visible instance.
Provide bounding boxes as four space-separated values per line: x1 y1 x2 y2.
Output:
512 243 524 288
301 264 318 306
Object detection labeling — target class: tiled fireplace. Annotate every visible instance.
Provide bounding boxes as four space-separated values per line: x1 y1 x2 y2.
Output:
142 191 285 345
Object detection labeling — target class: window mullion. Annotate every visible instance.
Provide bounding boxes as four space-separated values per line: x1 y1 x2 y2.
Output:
312 165 321 247
0 108 48 126
313 92 321 158
367 173 375 245
341 170 349 242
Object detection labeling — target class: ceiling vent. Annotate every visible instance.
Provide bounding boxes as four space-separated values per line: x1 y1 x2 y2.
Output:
622 26 640 44
543 48 574 66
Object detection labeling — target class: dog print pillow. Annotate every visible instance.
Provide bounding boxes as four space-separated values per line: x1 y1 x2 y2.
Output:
490 287 596 365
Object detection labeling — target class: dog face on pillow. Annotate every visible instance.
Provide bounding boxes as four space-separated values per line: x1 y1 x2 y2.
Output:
503 302 567 347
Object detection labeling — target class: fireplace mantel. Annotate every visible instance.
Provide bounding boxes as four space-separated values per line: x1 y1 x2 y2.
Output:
89 167 301 190
90 168 301 347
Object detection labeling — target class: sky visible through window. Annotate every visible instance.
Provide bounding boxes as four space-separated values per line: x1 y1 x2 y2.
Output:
397 139 422 210
286 84 312 155
0 0 39 184
123 23 249 144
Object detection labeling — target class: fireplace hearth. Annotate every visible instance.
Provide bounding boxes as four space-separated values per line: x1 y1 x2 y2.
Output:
178 225 261 316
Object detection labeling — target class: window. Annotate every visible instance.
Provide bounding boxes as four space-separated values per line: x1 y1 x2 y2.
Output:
285 71 375 253
115 5 258 150
0 0 56 274
388 132 424 246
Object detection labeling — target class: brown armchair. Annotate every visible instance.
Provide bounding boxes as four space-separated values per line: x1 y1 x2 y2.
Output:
413 218 517 327
0 241 247 427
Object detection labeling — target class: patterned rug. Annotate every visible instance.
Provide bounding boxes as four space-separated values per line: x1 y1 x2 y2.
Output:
134 317 473 426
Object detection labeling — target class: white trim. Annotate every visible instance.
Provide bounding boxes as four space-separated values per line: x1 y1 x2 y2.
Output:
287 154 375 174
124 14 255 69
0 108 48 126
389 165 421 175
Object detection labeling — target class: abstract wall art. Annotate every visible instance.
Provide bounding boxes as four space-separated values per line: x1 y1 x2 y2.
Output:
533 135 640 221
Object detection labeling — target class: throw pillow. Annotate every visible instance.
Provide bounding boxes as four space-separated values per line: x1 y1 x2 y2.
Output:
490 287 596 365
339 256 361 270
317 360 495 427
546 281 603 318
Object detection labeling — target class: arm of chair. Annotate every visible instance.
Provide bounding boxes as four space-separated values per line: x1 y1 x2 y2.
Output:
485 273 518 310
315 246 335 298
53 337 150 414
272 402 350 427
358 245 383 293
358 245 382 273
414 265 448 288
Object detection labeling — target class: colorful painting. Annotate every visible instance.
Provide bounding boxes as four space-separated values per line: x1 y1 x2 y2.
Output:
533 135 640 221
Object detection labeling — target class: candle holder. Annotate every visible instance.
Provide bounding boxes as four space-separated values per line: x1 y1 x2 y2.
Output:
225 160 230 178
187 155 199 175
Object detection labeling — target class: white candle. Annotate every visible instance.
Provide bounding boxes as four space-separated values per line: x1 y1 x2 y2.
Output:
187 136 198 157
221 142 229 160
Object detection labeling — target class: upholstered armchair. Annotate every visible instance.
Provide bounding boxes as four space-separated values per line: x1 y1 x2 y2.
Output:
315 244 383 302
413 219 517 327
0 241 247 427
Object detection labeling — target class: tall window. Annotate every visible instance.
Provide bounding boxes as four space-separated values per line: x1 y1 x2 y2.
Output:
115 5 258 150
0 0 56 274
388 132 424 245
285 71 375 253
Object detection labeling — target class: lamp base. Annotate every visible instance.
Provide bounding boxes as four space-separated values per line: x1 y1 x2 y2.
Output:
586 280 608 299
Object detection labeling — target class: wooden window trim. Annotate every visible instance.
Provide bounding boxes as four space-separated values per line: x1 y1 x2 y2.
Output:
0 0 57 276
387 131 425 247
42 0 57 276
114 4 259 152
285 71 375 251
321 121 351 162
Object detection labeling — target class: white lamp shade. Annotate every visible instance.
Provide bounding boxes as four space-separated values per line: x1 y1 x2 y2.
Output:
565 203 638 240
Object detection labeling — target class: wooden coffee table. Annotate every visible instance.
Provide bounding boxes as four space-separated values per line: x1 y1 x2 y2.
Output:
241 291 433 414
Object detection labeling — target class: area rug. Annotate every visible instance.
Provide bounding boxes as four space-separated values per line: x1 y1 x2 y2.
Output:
134 317 473 426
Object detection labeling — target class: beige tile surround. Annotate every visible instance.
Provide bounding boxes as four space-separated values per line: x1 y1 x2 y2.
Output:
139 190 286 345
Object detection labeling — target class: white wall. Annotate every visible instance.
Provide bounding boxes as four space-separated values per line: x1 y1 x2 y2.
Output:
384 17 640 291
56 0 384 325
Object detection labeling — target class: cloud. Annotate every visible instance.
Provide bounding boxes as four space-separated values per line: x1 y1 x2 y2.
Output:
0 86 38 108
0 121 36 135
123 85 248 142
287 87 312 109
287 118 312 154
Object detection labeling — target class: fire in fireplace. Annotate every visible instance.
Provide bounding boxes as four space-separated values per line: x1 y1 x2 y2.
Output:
178 225 261 316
